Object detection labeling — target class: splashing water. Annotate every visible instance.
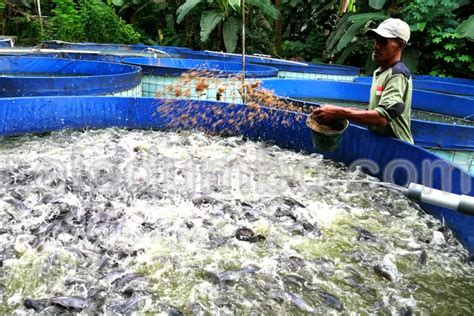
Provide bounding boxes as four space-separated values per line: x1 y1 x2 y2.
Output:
0 128 473 314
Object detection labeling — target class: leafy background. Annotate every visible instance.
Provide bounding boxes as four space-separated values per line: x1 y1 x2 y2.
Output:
0 0 472 77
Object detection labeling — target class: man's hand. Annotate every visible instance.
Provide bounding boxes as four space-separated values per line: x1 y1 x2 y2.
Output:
310 104 344 124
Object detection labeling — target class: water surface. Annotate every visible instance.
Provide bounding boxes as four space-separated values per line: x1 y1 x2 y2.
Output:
0 129 472 314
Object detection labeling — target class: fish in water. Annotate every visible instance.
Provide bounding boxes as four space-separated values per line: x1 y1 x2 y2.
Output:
23 298 51 313
111 272 145 290
318 290 343 311
373 254 399 282
191 194 218 206
234 227 265 243
352 226 377 242
282 274 343 311
418 249 428 265
271 291 315 313
2 129 472 314
274 207 298 222
290 220 321 236
278 196 306 208
283 274 307 289
204 265 259 287
24 295 87 313
159 303 184 315
110 291 141 314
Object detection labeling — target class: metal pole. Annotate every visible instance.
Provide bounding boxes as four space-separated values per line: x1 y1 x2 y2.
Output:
37 0 44 33
241 0 246 85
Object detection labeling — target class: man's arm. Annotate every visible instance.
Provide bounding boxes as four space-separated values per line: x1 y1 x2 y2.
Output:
311 104 389 126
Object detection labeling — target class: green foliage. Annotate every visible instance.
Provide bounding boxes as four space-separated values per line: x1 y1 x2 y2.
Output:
422 27 473 77
222 16 239 53
42 0 140 43
176 0 279 52
401 0 462 27
6 16 42 45
108 0 186 47
455 15 474 41
281 31 327 62
279 0 338 60
158 13 188 47
400 0 473 77
0 0 471 79
368 0 385 10
200 9 224 42
324 12 386 61
80 0 140 44
246 12 274 54
321 0 472 77
246 0 279 20
177 0 203 24
45 0 84 42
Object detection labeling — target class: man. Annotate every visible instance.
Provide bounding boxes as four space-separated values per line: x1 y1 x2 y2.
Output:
312 18 413 144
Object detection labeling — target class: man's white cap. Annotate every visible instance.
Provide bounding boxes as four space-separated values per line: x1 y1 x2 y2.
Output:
367 18 410 43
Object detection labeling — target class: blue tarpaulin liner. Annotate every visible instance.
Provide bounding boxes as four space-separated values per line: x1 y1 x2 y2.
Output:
0 39 13 48
180 49 243 62
180 50 360 75
413 81 474 98
147 45 194 57
414 75 474 86
0 51 61 58
40 41 141 51
0 56 141 97
247 58 359 76
0 96 473 253
8 51 163 64
60 52 126 64
355 76 474 98
262 78 474 151
122 57 279 77
39 40 190 57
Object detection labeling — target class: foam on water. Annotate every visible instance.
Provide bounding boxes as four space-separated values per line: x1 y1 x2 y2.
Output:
0 128 473 314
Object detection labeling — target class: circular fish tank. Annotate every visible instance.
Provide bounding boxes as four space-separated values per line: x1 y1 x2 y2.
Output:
355 76 474 98
180 50 360 81
0 96 473 314
0 56 142 97
122 57 278 102
30 41 170 63
38 41 192 57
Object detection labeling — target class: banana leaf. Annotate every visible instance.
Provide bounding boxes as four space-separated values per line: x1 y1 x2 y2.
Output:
200 10 225 42
247 0 280 20
228 0 240 13
325 14 350 54
223 16 239 53
177 0 203 24
368 0 385 10
326 12 386 57
456 15 474 41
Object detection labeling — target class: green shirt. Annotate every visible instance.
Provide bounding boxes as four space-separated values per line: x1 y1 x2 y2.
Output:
368 62 413 144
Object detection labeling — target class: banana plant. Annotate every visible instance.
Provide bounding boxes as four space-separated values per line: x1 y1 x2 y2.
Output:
325 0 388 63
324 12 386 60
176 0 279 53
455 15 474 41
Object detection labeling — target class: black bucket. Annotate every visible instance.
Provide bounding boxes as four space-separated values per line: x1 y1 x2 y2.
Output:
306 116 349 152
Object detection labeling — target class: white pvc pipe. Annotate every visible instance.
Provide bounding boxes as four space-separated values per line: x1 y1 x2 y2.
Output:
407 183 474 214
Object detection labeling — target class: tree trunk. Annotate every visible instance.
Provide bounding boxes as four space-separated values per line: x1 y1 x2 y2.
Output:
274 0 282 53
338 0 349 16
184 15 194 48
